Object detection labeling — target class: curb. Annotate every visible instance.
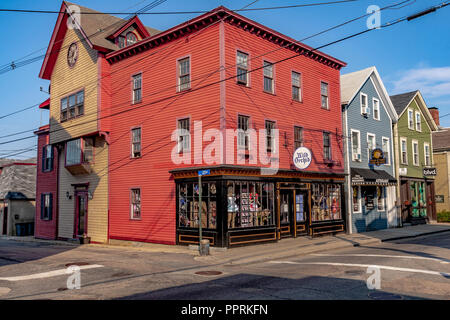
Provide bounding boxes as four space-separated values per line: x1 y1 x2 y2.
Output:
0 236 79 247
380 228 450 242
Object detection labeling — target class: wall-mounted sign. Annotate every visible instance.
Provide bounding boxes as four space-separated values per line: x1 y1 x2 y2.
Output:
423 168 437 176
293 147 312 170
352 175 365 184
375 179 389 184
435 195 444 203
369 148 386 166
399 167 407 176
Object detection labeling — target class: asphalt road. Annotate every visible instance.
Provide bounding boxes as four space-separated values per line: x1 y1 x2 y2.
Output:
0 232 449 300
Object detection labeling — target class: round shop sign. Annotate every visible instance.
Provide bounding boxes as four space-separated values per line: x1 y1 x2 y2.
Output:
293 147 312 170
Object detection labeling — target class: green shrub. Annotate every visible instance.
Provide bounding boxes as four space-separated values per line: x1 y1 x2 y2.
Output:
437 211 450 223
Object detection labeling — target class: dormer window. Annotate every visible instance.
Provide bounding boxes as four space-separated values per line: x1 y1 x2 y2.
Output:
126 32 137 46
118 36 126 49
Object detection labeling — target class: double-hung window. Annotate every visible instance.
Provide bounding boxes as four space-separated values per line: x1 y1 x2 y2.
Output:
401 137 408 164
351 130 361 162
236 51 249 85
412 140 419 166
321 82 329 109
292 71 302 101
66 137 94 166
373 98 380 120
382 137 390 165
177 118 190 153
367 134 376 160
42 145 53 172
360 93 368 115
323 132 331 160
238 115 249 150
132 74 142 104
415 111 422 131
408 109 414 129
60 90 84 121
178 57 190 91
263 61 274 93
265 120 275 152
40 193 52 221
294 126 303 150
424 143 431 166
130 188 141 220
131 127 141 158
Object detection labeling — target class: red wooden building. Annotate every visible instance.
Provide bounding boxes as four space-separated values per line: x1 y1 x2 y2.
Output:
105 6 347 247
35 3 346 247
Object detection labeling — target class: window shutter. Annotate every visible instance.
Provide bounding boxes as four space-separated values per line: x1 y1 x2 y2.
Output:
49 146 54 171
40 194 44 220
49 193 53 221
42 146 46 172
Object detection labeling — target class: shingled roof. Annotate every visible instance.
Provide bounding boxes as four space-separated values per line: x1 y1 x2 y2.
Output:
0 161 36 200
432 128 450 151
390 91 418 116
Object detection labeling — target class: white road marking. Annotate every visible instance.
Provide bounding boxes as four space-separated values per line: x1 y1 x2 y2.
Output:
311 253 449 264
0 264 104 282
268 261 450 278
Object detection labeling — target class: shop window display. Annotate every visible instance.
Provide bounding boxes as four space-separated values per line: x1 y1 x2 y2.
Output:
410 182 427 218
227 181 275 229
311 183 341 221
178 182 217 229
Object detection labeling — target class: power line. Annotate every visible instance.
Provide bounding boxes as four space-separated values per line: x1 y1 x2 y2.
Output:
0 0 412 122
0 1 359 15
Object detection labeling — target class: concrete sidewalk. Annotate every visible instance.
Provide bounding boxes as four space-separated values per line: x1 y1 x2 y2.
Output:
2 223 450 266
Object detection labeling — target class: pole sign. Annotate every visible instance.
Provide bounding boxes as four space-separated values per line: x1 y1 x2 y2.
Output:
423 168 437 176
293 147 312 170
198 169 210 176
369 148 386 166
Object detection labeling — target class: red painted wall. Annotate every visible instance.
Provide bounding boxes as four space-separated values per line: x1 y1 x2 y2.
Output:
107 19 344 244
35 128 59 239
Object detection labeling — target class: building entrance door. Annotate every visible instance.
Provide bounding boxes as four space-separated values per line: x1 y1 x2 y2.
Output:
2 206 7 235
278 186 309 239
74 192 88 237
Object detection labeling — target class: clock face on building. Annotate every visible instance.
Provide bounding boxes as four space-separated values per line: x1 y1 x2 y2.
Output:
67 43 78 68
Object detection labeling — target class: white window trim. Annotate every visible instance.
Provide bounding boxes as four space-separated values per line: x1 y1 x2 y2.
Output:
373 97 380 121
415 111 422 132
367 133 376 162
412 139 419 166
400 137 408 165
353 186 362 214
350 129 361 162
360 92 368 115
382 136 391 166
377 186 385 212
424 142 431 167
407 108 414 130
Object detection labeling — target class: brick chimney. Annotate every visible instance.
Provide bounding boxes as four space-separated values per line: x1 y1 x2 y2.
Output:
428 107 440 126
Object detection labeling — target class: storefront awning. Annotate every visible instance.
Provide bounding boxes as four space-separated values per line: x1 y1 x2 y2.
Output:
351 168 396 186
39 98 50 110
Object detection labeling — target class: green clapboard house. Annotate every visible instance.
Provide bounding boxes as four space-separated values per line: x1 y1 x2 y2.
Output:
390 90 438 224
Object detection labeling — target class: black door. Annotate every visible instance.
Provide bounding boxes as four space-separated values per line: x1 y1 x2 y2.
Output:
294 190 308 236
2 206 7 235
279 189 294 238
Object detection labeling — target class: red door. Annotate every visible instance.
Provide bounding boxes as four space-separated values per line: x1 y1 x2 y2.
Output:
74 192 88 237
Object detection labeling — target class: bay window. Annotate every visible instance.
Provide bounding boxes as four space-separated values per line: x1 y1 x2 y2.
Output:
66 137 94 166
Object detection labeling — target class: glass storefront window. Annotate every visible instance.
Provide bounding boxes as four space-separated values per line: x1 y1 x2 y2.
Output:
376 186 385 211
410 181 426 218
352 186 361 213
311 183 341 221
178 182 217 229
227 181 275 229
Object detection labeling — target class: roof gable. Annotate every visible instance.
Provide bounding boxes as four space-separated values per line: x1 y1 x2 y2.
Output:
106 15 150 40
341 66 398 122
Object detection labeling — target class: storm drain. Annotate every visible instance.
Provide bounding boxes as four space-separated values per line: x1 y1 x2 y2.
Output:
195 271 223 276
65 262 90 267
368 291 403 300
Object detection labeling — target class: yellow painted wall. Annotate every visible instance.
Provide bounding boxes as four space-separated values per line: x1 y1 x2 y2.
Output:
434 152 450 212
57 136 109 243
49 27 99 144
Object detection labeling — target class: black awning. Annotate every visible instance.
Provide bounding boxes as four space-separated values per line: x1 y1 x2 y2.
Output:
351 168 397 186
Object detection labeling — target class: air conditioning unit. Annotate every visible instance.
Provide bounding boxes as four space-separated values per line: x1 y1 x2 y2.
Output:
353 153 361 161
362 106 370 116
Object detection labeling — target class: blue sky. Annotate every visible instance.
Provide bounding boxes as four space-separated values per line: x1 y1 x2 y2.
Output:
0 0 449 159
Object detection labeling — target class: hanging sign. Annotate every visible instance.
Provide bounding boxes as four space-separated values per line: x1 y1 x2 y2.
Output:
369 148 386 166
423 168 437 176
293 147 312 170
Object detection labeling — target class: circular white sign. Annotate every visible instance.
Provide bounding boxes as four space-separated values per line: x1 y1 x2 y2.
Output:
293 147 312 170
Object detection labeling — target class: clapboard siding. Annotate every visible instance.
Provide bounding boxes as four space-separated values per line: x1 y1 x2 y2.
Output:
57 136 108 242
108 22 221 244
49 28 98 145
224 23 344 173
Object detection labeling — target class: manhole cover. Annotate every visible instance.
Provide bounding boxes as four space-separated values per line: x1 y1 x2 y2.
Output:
195 271 223 276
65 262 90 267
368 291 403 300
